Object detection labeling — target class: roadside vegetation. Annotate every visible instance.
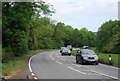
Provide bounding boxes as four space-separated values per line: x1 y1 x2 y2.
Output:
95 20 120 54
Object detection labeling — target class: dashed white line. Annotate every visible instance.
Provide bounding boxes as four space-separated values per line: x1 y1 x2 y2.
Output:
50 54 54 60
34 77 38 80
90 70 118 79
68 67 86 74
31 73 35 76
56 61 62 65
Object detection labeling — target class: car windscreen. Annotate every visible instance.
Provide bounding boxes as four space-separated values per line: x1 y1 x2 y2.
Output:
63 48 70 51
81 50 96 55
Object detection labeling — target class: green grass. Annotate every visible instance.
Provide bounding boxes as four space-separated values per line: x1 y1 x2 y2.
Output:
71 50 78 56
71 48 120 67
97 53 119 67
2 49 52 77
91 48 120 67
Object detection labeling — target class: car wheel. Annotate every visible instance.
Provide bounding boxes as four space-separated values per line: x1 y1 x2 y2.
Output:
94 62 98 65
79 60 84 64
96 62 99 65
76 60 78 63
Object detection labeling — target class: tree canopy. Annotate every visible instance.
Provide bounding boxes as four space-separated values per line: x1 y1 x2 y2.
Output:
95 20 120 54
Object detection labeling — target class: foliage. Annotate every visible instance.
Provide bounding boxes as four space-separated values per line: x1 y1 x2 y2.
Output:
95 20 120 54
2 2 54 62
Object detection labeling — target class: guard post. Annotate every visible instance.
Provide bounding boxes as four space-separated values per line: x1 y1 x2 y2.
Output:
108 55 112 65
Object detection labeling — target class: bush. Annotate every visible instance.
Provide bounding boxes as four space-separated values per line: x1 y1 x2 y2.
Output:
2 47 14 63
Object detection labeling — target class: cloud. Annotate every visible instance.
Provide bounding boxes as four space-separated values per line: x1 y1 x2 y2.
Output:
44 0 118 32
45 0 118 16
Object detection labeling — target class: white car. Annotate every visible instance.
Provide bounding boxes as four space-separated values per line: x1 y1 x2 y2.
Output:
82 46 89 49
60 47 71 56
67 45 72 51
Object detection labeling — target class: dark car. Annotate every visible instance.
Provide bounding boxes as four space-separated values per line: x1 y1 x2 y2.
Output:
76 49 98 65
60 47 71 56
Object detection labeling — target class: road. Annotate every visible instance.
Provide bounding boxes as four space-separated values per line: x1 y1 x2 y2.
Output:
29 50 119 80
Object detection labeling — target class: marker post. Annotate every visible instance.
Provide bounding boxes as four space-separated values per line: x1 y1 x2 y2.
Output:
108 55 112 65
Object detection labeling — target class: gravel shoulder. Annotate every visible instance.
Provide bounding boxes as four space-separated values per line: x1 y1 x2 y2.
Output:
11 68 30 79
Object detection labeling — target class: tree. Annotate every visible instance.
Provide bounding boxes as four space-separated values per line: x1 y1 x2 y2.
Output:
95 20 120 53
2 2 54 62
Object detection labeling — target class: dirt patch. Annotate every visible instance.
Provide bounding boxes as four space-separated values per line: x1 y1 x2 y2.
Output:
11 68 30 79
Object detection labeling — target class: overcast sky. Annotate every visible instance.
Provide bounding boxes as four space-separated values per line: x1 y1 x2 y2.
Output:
44 0 119 32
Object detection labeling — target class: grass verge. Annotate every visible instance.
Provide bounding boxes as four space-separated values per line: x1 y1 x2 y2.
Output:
71 49 120 67
2 49 52 78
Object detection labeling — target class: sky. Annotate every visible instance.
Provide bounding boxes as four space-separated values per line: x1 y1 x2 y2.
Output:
44 0 119 32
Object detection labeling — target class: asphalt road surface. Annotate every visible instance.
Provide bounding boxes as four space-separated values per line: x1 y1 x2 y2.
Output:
29 50 119 80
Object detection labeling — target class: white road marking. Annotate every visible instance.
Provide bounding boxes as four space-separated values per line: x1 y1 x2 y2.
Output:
90 70 118 79
50 54 54 60
28 54 39 80
29 56 33 72
29 53 44 73
34 77 38 80
28 52 48 79
31 73 35 76
68 67 86 74
72 64 118 79
56 61 62 65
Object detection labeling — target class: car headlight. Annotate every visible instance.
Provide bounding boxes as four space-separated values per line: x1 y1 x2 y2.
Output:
95 56 98 60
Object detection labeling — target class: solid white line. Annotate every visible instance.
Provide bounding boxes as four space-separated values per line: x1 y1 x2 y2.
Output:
29 56 33 72
56 61 62 65
90 70 118 79
68 67 86 74
34 77 38 80
50 54 54 60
